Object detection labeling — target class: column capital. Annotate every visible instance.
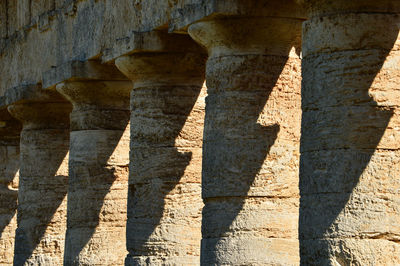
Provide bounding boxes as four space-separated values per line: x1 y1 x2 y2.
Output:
116 53 206 88
52 61 133 131
8 102 71 130
56 81 131 131
5 84 71 130
188 17 302 58
115 32 206 87
301 1 400 58
56 81 132 110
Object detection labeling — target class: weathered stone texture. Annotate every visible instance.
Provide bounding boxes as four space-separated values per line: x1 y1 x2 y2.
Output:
0 144 19 265
57 81 131 266
17 0 31 30
0 0 301 96
189 16 302 265
300 1 400 264
0 0 7 39
125 85 205 265
0 107 21 265
8 102 71 266
2 0 400 265
64 128 129 265
115 36 206 265
31 0 55 20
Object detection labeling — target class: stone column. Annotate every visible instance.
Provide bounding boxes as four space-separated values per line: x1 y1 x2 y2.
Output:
188 15 303 265
8 100 71 266
300 1 400 264
57 80 131 265
115 32 206 265
0 110 21 265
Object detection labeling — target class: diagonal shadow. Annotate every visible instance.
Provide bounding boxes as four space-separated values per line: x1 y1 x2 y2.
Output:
13 128 69 266
0 148 19 243
125 83 203 264
0 174 18 237
0 115 20 241
64 112 130 265
201 50 299 264
299 23 398 265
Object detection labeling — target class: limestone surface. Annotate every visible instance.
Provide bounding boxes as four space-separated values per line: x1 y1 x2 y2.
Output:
0 111 20 265
8 101 71 266
189 16 303 265
300 1 400 264
0 0 400 265
57 80 131 266
116 34 206 265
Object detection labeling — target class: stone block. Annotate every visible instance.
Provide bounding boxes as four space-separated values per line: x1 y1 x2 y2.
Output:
170 0 306 32
201 237 299 265
300 239 400 265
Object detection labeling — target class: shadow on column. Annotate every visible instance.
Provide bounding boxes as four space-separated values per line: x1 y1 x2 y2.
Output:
14 132 69 266
0 114 21 240
202 52 298 262
126 85 202 263
0 165 18 238
299 27 398 265
64 116 130 265
0 186 18 237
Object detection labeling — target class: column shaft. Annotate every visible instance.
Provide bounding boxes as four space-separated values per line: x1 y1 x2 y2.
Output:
57 80 131 266
0 114 20 265
300 1 400 264
189 16 303 265
116 40 206 265
8 102 71 266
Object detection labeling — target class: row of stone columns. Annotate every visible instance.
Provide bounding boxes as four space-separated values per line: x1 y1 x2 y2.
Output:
1 0 399 265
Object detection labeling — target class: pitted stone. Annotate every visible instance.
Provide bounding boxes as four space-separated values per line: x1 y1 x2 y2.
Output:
43 60 129 89
0 108 20 265
57 78 130 266
116 35 206 265
300 1 400 264
104 30 206 63
8 101 70 266
189 13 302 265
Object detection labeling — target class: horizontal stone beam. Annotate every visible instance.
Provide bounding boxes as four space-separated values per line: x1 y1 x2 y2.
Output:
169 0 307 32
103 31 205 62
0 0 306 98
2 84 66 107
42 60 129 89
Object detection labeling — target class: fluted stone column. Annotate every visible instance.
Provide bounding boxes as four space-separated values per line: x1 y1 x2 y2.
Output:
115 32 206 265
57 80 131 265
0 111 21 265
300 1 400 264
8 101 71 266
188 15 303 264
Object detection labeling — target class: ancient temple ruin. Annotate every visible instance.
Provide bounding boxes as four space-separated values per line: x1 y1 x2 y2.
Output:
0 0 399 265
